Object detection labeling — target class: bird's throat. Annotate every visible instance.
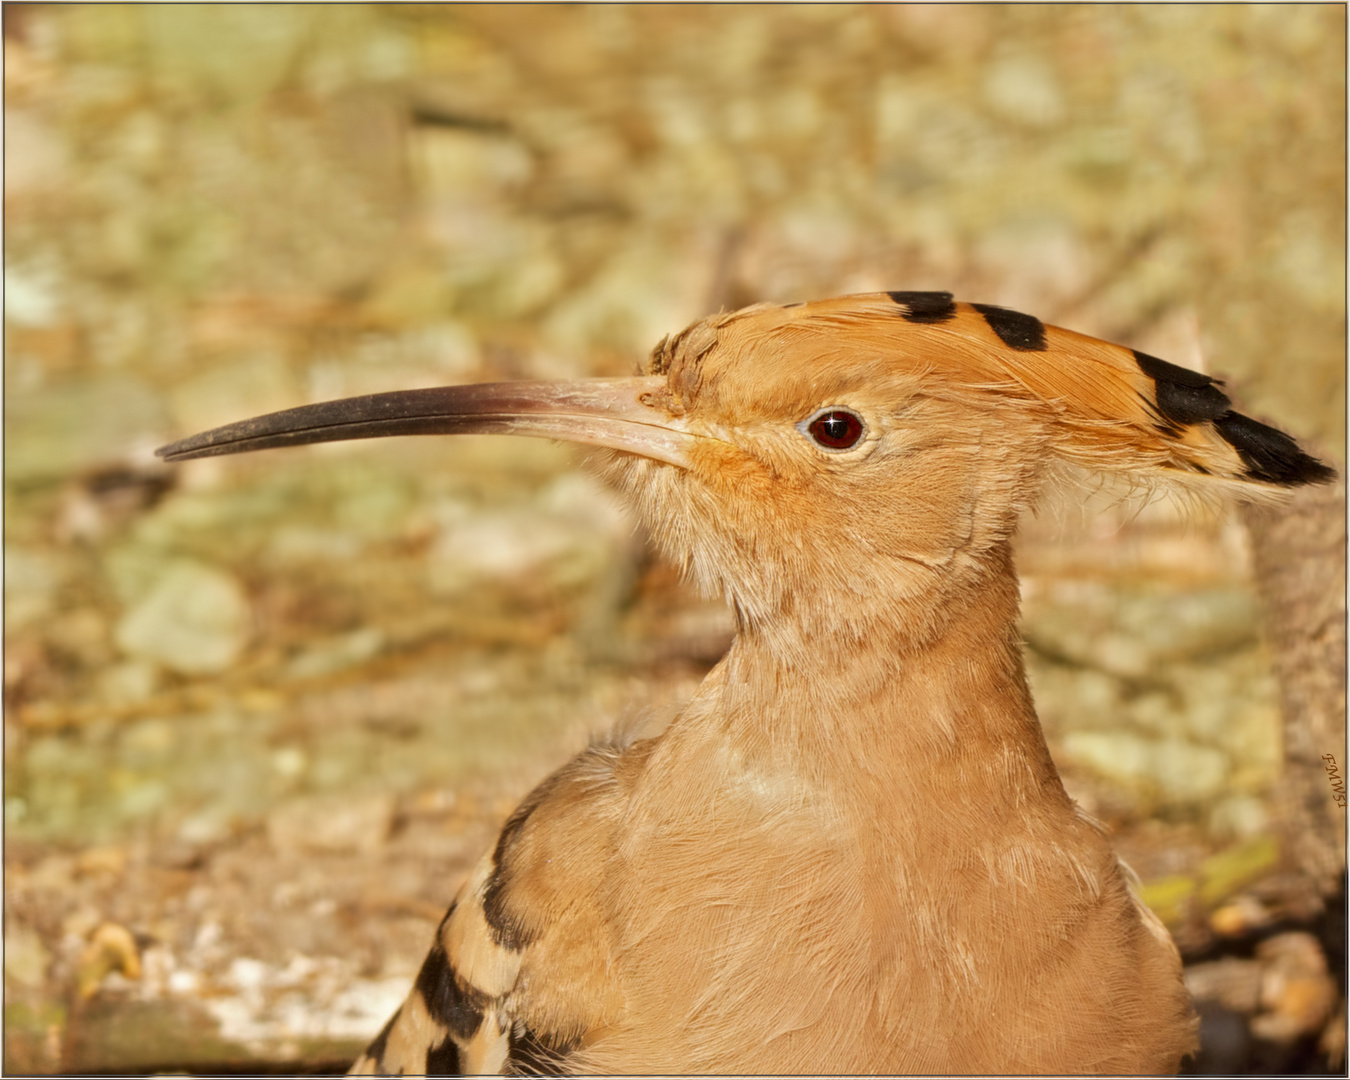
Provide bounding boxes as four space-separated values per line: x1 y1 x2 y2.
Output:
684 547 1065 820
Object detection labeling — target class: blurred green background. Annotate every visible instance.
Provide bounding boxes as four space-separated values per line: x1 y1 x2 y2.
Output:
4 4 1344 1073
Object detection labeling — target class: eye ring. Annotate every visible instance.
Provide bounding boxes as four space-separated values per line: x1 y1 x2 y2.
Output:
798 408 866 452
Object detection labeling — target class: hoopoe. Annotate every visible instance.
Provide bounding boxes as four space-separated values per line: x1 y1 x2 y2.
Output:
158 292 1332 1075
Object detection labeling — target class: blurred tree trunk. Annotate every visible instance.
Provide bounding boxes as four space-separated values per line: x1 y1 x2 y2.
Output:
1244 478 1347 900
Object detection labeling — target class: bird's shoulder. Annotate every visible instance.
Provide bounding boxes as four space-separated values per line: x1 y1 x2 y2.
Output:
349 738 653 1076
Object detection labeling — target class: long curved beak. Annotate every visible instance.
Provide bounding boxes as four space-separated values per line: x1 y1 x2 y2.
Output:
155 376 691 467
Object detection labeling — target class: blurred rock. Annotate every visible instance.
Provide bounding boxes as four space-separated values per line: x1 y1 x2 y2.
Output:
427 473 631 597
5 374 167 483
1186 956 1263 1014
1251 931 1337 1043
4 546 73 634
45 608 112 668
285 628 385 681
266 792 395 856
4 108 68 199
114 559 251 675
4 924 52 989
168 354 302 438
1209 894 1274 939
1024 586 1259 679
175 807 235 847
140 4 323 103
23 854 76 894
1208 795 1271 844
982 54 1065 128
1059 731 1229 804
201 956 407 1050
95 659 162 706
263 524 365 566
76 846 129 878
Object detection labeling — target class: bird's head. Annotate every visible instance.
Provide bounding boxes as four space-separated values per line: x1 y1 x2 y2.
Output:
158 292 1331 665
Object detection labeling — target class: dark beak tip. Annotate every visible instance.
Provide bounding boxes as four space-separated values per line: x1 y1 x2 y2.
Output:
154 439 200 462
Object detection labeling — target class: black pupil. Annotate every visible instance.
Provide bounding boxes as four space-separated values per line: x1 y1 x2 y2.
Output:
809 411 862 449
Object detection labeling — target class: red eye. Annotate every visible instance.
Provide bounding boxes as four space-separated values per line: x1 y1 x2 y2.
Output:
806 409 864 450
